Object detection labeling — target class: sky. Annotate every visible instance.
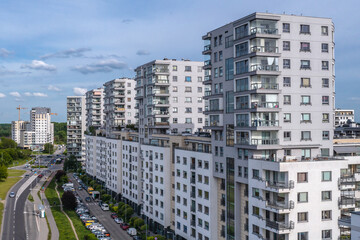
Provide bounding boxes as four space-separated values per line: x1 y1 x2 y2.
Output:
0 0 359 123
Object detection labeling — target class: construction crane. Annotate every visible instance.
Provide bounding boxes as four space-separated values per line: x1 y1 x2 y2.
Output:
16 105 27 121
50 113 58 116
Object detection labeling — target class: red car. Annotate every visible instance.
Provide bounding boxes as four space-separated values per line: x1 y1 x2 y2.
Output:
38 174 43 178
120 223 130 230
110 213 118 219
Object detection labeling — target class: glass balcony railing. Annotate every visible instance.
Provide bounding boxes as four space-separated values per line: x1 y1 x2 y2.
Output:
152 101 169 105
204 60 211 66
251 120 279 127
204 75 211 82
250 83 279 90
250 64 279 72
266 219 294 230
251 102 279 109
250 46 278 53
250 27 278 35
203 44 211 51
251 138 279 145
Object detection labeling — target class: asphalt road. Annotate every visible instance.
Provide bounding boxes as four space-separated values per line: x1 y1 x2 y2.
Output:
2 173 39 240
68 174 133 240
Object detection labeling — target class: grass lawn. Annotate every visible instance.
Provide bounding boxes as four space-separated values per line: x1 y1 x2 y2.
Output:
7 169 26 177
0 202 3 232
65 209 90 240
10 158 31 167
45 179 77 240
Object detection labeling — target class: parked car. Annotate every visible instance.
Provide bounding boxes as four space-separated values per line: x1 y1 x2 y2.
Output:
101 203 109 211
9 192 15 198
120 223 130 230
133 236 142 240
127 228 137 236
85 197 91 202
38 174 43 178
78 186 82 190
114 218 123 224
110 213 118 219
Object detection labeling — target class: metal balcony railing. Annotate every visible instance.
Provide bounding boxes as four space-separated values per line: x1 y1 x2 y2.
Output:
266 219 294 231
250 46 278 53
250 27 278 35
266 180 294 189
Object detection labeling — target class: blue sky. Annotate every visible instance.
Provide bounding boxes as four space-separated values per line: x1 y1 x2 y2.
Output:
0 0 359 122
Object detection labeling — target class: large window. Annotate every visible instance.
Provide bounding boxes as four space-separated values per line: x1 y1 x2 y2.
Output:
300 60 311 69
235 78 248 92
235 60 249 74
322 191 332 201
300 42 310 52
298 232 308 240
235 24 248 39
226 91 234 113
209 99 220 111
322 171 332 181
300 24 310 34
236 114 249 127
297 192 308 202
297 172 308 183
225 58 234 80
301 78 311 87
298 212 308 222
235 42 248 57
301 131 311 141
301 113 311 122
236 96 249 109
301 96 311 105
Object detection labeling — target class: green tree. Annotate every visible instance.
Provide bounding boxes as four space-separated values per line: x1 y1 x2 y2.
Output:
0 151 13 166
101 194 111 202
134 218 145 229
43 143 54 154
0 138 16 149
123 207 134 221
61 191 77 210
84 233 97 240
147 236 166 240
0 165 8 181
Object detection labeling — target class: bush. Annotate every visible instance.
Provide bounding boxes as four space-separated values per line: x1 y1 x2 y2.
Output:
61 191 77 210
140 224 148 232
84 233 97 240
101 194 111 202
55 170 66 181
129 216 137 226
134 218 145 229
147 236 166 240
0 164 8 181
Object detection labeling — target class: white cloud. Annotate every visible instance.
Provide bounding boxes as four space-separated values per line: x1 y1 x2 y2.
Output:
73 87 87 95
40 48 91 59
21 60 56 72
72 59 128 74
0 48 12 58
0 93 6 98
24 92 48 97
9 91 21 98
48 85 61 91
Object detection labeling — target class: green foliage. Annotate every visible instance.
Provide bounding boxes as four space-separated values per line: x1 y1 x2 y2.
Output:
84 233 98 240
0 165 8 181
134 218 145 229
147 235 166 240
123 207 134 221
0 137 16 149
101 194 111 202
126 124 138 131
112 206 118 213
61 190 77 210
0 124 11 138
63 155 81 172
43 143 54 154
140 224 148 232
53 122 67 144
55 170 66 181
129 216 137 226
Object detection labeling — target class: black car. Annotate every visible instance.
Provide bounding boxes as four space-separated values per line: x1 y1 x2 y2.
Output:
85 197 91 202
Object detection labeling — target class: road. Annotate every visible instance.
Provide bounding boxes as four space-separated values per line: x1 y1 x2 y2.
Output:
68 174 133 240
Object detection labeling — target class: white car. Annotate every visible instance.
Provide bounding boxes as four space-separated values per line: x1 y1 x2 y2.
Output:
114 218 123 224
9 192 15 198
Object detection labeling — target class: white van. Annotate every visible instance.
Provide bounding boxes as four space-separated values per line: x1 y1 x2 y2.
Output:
127 228 137 236
101 203 109 211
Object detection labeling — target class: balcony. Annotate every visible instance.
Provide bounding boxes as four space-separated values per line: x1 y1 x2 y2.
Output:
253 232 266 240
203 60 211 70
150 111 169 116
250 46 279 55
251 120 279 128
250 27 279 37
266 219 294 231
203 44 211 55
203 75 212 84
251 102 279 110
266 180 294 190
266 200 294 211
251 138 279 146
250 83 279 91
338 197 356 208
250 64 279 73
338 216 351 227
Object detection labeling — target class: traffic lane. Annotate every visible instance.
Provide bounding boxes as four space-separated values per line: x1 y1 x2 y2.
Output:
2 173 33 240
68 175 132 240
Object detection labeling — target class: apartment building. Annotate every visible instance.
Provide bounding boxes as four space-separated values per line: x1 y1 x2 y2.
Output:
12 107 54 150
103 78 136 137
134 59 206 144
202 12 336 240
67 96 86 161
335 109 355 127
85 88 105 130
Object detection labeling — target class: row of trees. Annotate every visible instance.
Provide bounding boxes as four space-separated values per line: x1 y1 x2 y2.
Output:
53 122 67 144
0 138 31 166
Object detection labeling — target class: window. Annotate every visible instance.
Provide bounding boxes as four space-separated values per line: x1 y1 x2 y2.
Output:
219 67 223 77
235 60 249 74
284 131 291 141
323 113 329 122
214 68 218 78
185 97 192 103
283 41 290 51
173 107 178 113
198 118 202 123
284 95 291 105
300 24 310 34
214 52 218 62
225 58 234 80
173 118 178 123
283 77 291 87
322 210 332 220
300 42 310 52
197 97 202 103
322 78 329 88
300 60 310 69
226 91 234 113
219 51 223 61
235 24 248 39
283 59 291 69
173 65 178 71
284 113 291 122
198 76 202 82
283 23 290 33
301 96 311 105
185 76 192 82
284 149 291 156
235 78 248 92
197 66 202 72
322 96 329 105
185 66 192 72
322 230 332 239
173 97 178 103
301 131 311 141
214 37 217 47
236 96 249 109
302 149 311 159
322 131 330 140
322 191 331 201
298 232 308 240
298 192 308 202
321 26 329 36
219 35 223 45
301 113 311 123
321 148 330 157
173 86 178 92
172 76 178 82
185 87 192 92
225 35 233 48
322 171 332 181
185 107 192 113
197 87 202 93
322 61 329 70
185 118 192 124
322 43 329 52
298 212 308 222
297 172 308 182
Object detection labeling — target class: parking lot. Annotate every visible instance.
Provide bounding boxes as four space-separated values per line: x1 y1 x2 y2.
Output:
68 173 133 240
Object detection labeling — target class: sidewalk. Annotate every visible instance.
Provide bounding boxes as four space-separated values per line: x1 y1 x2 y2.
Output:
41 171 59 240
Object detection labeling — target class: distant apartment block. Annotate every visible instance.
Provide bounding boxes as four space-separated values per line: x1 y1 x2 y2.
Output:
335 109 355 127
67 96 86 161
85 88 104 130
134 59 206 144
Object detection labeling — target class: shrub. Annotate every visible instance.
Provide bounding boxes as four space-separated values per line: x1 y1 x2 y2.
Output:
0 165 8 181
61 191 77 210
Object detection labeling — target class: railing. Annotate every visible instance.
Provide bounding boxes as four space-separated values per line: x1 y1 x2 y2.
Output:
250 64 279 72
152 90 169 94
204 60 211 66
250 27 278 35
266 180 294 190
152 101 169 105
251 138 279 145
251 102 279 109
154 122 169 126
204 75 211 82
250 46 278 53
151 111 169 115
339 197 356 206
266 220 294 231
203 44 211 51
210 121 221 127
204 90 212 96
251 120 279 127
266 200 294 210
152 68 169 73
251 83 279 90
253 232 266 240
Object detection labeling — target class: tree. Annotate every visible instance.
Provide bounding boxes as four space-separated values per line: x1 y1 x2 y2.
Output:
124 207 134 221
61 191 77 210
134 218 145 229
84 233 97 240
0 165 8 181
0 138 17 149
0 151 13 166
101 194 111 202
43 143 54 154
55 170 66 181
147 236 166 240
